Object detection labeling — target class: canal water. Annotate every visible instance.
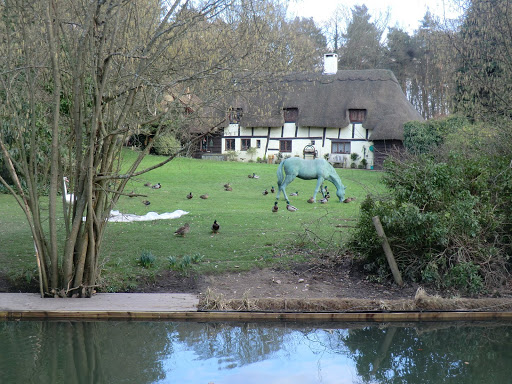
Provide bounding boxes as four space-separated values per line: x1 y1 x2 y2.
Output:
1 320 511 383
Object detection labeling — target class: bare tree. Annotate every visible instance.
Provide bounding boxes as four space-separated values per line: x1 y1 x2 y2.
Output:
0 0 302 297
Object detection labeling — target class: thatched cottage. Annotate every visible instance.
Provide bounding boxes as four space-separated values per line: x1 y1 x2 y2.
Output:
214 54 422 169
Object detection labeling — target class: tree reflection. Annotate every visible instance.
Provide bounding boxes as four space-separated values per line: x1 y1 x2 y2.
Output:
171 321 298 369
340 322 512 383
0 321 175 384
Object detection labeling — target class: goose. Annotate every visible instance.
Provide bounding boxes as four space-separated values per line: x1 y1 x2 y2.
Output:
174 223 190 237
211 220 220 234
272 201 279 213
152 183 161 189
63 177 75 204
187 192 193 199
286 202 298 211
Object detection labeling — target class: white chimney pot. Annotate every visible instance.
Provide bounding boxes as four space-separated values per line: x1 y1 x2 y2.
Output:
323 53 338 75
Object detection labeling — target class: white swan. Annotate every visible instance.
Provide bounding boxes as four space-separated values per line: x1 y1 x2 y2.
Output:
63 177 74 204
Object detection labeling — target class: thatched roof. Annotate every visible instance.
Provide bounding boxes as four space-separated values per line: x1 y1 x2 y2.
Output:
227 69 423 141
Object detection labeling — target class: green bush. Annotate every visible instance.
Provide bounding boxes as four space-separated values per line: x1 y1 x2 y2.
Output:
152 133 180 156
350 118 512 292
225 150 239 161
403 115 469 155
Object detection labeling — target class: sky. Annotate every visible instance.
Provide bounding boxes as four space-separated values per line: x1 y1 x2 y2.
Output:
287 0 463 33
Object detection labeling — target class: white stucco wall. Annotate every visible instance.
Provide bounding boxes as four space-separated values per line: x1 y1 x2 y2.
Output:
221 123 374 168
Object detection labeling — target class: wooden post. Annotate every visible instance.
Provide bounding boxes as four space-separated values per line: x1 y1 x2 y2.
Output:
372 216 404 287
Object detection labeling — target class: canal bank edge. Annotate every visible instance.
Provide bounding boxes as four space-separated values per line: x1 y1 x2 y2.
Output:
1 292 512 321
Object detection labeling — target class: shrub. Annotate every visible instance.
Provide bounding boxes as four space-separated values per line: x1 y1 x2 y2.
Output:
152 133 179 156
350 118 512 293
403 115 469 155
225 150 239 161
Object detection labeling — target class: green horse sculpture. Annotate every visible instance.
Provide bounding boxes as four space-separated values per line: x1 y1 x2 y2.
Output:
276 157 346 202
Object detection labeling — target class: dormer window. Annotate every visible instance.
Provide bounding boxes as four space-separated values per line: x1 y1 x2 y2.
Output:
229 108 242 124
349 109 366 123
283 108 298 123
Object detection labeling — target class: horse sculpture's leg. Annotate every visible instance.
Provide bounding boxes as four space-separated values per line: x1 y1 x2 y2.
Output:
312 177 324 202
278 174 296 202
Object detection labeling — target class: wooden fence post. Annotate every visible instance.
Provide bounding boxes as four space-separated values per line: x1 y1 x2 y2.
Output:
372 216 404 287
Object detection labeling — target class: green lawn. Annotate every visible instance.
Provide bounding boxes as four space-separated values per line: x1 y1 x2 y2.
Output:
0 149 387 291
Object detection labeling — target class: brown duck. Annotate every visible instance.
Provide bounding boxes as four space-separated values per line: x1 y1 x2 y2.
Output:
174 223 190 237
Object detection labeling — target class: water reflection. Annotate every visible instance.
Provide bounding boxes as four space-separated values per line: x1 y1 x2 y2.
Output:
1 320 511 383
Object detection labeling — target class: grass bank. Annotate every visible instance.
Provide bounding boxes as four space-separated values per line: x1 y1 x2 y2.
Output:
0 150 387 291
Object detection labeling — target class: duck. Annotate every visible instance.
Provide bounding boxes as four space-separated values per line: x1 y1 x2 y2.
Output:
325 191 331 199
200 194 209 199
225 186 232 191
142 200 151 206
211 220 220 234
248 174 253 178
262 189 268 195
286 202 298 211
343 197 356 203
144 182 152 187
186 192 193 199
272 201 279 213
174 223 190 237
271 186 275 193
252 173 260 179
152 183 161 189
289 191 298 196
224 183 231 189
307 197 315 204
319 197 328 204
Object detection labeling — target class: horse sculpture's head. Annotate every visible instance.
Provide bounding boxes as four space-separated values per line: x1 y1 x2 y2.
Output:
336 184 346 202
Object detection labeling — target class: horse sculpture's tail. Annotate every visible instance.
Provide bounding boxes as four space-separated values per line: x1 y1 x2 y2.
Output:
276 159 286 187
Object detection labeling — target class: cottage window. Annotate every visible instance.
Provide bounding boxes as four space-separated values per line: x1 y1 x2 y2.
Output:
225 139 235 151
332 141 351 154
349 109 366 123
241 139 251 151
256 140 261 148
280 140 292 153
283 108 298 123
229 108 242 124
